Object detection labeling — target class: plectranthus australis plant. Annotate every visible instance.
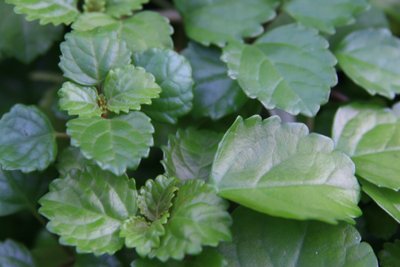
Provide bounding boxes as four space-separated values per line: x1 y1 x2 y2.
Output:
1 0 400 266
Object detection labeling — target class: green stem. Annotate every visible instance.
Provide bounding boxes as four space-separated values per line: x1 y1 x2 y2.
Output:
55 132 70 139
29 71 64 83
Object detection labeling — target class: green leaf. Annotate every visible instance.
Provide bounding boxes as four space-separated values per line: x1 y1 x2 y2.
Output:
58 82 102 117
380 240 400 267
332 104 400 189
31 230 70 267
0 1 62 63
57 147 94 175
151 180 231 261
75 254 122 267
284 0 369 34
335 29 400 99
59 30 131 86
5 0 79 25
0 169 48 216
72 13 116 32
104 65 161 114
220 207 378 267
182 42 247 120
211 115 361 224
39 166 137 255
67 112 154 175
0 104 57 172
0 239 36 267
162 128 222 181
134 48 193 124
105 0 149 18
223 24 337 117
138 176 178 221
174 0 279 46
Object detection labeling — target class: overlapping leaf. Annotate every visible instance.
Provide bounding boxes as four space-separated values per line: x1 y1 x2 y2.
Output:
57 147 94 175
0 239 36 267
211 115 361 223
0 104 57 172
106 0 148 17
72 13 116 32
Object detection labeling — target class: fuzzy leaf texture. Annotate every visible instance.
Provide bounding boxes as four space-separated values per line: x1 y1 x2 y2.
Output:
211 115 361 224
39 166 137 255
0 104 57 172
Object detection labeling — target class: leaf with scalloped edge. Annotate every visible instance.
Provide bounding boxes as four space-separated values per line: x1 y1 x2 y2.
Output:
5 0 79 25
211 115 361 224
106 0 149 18
104 65 161 114
0 104 57 172
72 12 116 32
138 176 178 221
335 29 400 99
0 239 36 267
39 166 137 255
58 82 102 117
59 30 131 86
222 24 337 117
284 0 369 34
174 0 279 46
67 112 153 175
135 48 193 124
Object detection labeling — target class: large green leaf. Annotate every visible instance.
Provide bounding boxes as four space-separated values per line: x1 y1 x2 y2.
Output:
104 65 161 114
67 112 153 175
39 166 137 255
219 207 378 267
162 128 222 181
135 49 193 124
0 169 48 216
59 30 131 86
105 0 148 17
182 42 247 120
332 104 400 189
379 240 400 267
0 239 36 267
5 0 79 25
223 24 337 117
174 0 279 46
335 29 400 99
58 82 102 117
0 1 62 63
284 0 369 34
211 115 361 224
0 104 57 172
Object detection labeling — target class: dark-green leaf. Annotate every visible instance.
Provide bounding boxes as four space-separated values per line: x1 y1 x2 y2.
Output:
0 239 36 267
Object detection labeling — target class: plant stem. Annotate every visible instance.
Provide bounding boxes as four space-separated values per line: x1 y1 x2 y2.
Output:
159 9 181 22
29 71 64 83
55 132 70 139
330 90 349 102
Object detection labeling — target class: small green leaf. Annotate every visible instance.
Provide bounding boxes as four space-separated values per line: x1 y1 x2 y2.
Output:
72 13 116 32
0 239 36 267
223 24 337 117
174 0 279 46
0 104 57 172
104 65 161 114
220 207 378 267
335 29 400 99
138 176 178 221
105 0 149 17
5 0 79 25
59 30 131 86
162 128 222 181
58 82 102 117
135 48 193 124
39 166 137 255
183 42 247 120
211 115 361 224
284 0 369 34
67 112 154 175
57 147 94 175
379 240 400 267
75 254 122 267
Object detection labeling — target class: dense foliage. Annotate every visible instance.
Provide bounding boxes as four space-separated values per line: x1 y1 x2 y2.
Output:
1 0 400 266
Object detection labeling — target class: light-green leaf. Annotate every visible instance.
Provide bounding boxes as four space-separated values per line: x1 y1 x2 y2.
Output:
67 112 153 175
379 240 400 267
162 128 222 181
0 239 36 267
335 29 400 99
5 0 79 25
182 42 247 120
104 65 161 114
39 166 137 255
0 104 57 172
105 0 148 17
72 13 116 32
59 30 131 86
220 207 378 267
223 24 337 117
174 0 279 46
58 82 102 117
284 0 369 34
211 115 361 224
135 49 193 124
57 147 94 176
